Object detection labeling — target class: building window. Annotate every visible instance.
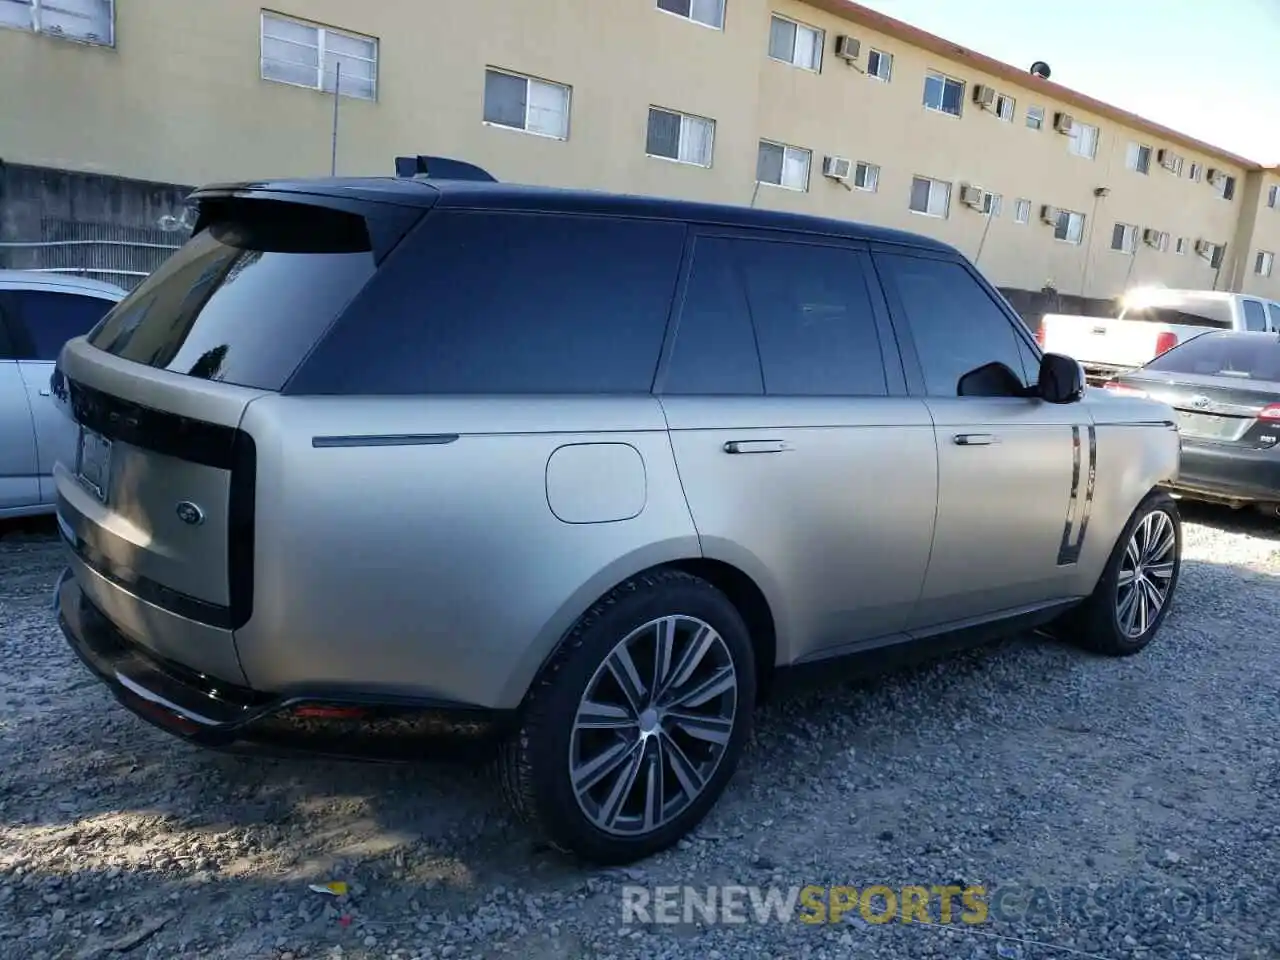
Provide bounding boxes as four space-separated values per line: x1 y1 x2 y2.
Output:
1217 175 1237 201
1258 251 1276 278
909 176 951 218
982 192 1003 217
0 0 113 45
1067 121 1099 159
1268 185 1279 208
1111 222 1138 253
655 0 724 29
483 68 571 139
922 71 964 117
1188 162 1202 182
995 94 1015 122
1125 142 1152 175
1157 231 1170 252
646 107 715 166
1014 198 1031 224
260 13 377 100
768 14 823 71
852 161 879 191
1054 209 1086 244
1175 237 1187 255
866 48 892 81
757 140 811 191
1026 105 1044 130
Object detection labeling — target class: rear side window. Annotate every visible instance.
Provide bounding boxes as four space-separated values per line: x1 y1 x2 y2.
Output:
1146 334 1280 381
292 211 686 395
877 254 1030 396
735 239 886 396
0 294 17 359
1269 303 1280 331
87 200 379 390
10 290 116 361
1241 299 1267 332
662 237 764 395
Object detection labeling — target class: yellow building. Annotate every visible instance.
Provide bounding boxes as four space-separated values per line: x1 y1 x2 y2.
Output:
1 0 1277 301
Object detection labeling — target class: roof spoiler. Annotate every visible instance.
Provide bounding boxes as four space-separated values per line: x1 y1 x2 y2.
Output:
394 156 497 182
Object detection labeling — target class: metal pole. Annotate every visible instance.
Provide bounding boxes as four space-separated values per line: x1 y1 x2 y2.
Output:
330 62 341 176
973 203 995 266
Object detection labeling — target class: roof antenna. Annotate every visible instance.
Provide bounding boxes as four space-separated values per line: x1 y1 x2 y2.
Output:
394 156 497 181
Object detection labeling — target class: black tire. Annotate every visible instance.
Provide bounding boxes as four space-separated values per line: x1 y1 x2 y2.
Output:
1253 502 1280 520
496 569 756 865
1065 490 1182 656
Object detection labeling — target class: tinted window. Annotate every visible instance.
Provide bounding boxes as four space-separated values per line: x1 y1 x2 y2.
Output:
1269 303 1280 331
291 211 686 395
0 294 17 360
1241 299 1267 332
734 240 886 396
88 200 379 390
877 255 1027 397
1147 334 1280 381
12 290 115 361
662 237 763 395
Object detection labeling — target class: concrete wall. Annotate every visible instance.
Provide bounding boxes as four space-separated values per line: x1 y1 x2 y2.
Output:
1237 171 1280 298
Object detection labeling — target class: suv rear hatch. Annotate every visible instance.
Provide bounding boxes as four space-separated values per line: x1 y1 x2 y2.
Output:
54 180 431 686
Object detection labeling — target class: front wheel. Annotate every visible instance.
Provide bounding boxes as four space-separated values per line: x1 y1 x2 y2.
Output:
1066 491 1182 656
497 570 756 864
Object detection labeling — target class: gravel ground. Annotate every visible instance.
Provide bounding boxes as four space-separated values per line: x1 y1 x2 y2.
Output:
2 504 1278 960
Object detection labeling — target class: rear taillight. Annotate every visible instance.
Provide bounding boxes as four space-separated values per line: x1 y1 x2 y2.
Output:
1103 380 1148 398
1258 404 1280 421
1154 331 1178 356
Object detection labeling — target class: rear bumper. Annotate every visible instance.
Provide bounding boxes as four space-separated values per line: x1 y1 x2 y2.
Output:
56 570 514 761
1164 440 1280 504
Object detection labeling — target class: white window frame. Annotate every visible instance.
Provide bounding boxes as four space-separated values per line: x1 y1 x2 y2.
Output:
654 0 724 30
1067 121 1099 160
0 0 114 46
1053 210 1086 244
908 176 951 218
1188 162 1203 182
482 68 572 140
756 140 811 191
982 192 1003 217
866 48 892 81
1014 198 1031 224
922 70 965 118
1126 142 1153 175
1175 237 1188 255
1111 222 1138 254
645 106 715 167
852 161 879 192
767 14 823 72
1026 105 1044 130
995 94 1015 122
260 11 378 101
1268 185 1279 208
1257 251 1276 278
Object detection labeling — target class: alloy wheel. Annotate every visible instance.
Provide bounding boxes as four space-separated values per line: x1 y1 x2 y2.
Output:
568 615 738 837
1115 510 1177 639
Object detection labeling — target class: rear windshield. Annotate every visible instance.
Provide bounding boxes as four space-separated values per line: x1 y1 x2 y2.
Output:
1146 334 1280 381
1118 295 1233 329
86 200 378 391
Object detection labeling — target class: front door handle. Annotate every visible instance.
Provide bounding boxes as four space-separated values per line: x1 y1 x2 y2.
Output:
724 440 789 455
953 433 996 446
38 388 51 397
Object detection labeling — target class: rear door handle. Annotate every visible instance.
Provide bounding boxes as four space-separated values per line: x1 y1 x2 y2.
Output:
953 433 996 446
723 440 789 455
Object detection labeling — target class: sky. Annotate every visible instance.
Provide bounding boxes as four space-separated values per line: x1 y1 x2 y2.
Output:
854 0 1280 165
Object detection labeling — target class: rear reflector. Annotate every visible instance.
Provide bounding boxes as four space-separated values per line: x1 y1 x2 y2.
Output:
1259 404 1280 420
1154 331 1178 356
1103 380 1148 398
293 705 369 720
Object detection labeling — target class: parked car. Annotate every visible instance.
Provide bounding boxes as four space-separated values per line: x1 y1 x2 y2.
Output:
1104 330 1280 515
0 271 125 520
53 167 1183 865
1037 288 1280 384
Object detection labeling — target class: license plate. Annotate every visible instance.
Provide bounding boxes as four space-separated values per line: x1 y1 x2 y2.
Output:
75 426 113 503
1177 411 1241 441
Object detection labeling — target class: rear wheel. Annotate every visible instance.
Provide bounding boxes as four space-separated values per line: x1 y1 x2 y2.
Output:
497 570 756 864
1065 491 1181 656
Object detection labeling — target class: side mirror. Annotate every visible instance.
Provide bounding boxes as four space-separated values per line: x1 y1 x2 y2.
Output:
957 361 1026 397
1037 352 1086 404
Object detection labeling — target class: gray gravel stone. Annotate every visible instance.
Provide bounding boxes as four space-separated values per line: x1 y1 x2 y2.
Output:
1 504 1278 959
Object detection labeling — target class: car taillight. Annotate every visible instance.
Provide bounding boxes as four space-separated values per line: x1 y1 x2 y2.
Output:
1154 331 1178 356
1103 380 1148 398
1258 404 1280 420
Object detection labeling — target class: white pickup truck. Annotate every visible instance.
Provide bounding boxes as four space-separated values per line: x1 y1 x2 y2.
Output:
1037 288 1280 384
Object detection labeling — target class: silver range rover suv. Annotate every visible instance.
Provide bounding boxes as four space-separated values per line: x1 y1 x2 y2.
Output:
54 161 1183 865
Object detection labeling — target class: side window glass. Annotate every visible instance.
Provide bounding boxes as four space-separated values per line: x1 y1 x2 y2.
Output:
733 240 887 396
663 237 763 395
876 255 1028 397
1268 303 1280 331
1241 299 1267 332
14 291 116 361
0 294 18 360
